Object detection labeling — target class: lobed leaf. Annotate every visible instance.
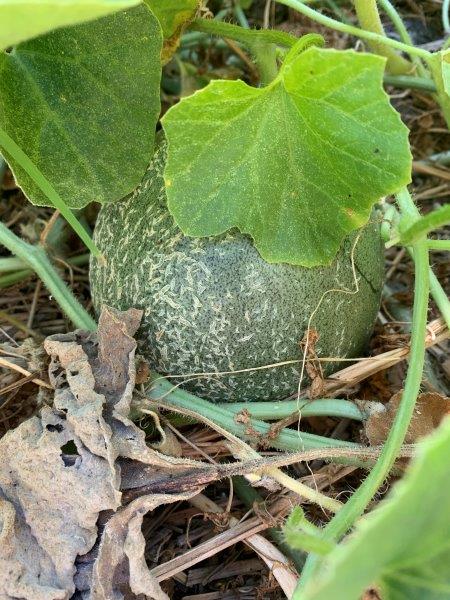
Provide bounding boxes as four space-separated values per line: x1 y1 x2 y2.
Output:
0 0 140 49
0 5 162 208
162 47 412 267
297 418 450 600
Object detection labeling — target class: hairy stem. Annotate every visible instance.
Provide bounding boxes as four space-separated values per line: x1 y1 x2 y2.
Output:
147 376 358 453
274 0 431 60
395 189 450 328
295 216 430 592
0 127 102 260
390 204 450 247
220 398 365 421
427 240 450 251
0 222 96 331
189 17 297 48
377 0 427 76
234 2 250 29
383 74 436 93
425 53 450 130
353 0 412 74
272 468 342 513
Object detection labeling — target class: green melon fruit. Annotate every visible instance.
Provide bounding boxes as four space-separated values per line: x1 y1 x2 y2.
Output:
90 141 384 402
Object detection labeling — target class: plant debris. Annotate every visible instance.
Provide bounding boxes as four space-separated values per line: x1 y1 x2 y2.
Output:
0 306 203 600
364 390 450 445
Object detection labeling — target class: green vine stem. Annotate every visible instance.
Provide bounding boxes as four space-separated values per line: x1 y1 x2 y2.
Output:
377 0 427 76
381 202 450 328
388 204 450 247
234 2 250 29
353 0 412 74
0 221 96 331
443 0 450 34
383 74 436 93
0 127 103 260
252 42 279 85
394 189 450 329
274 0 431 60
220 398 365 421
295 205 430 593
147 376 358 453
0 256 27 272
0 269 32 288
0 253 90 289
425 54 450 130
427 240 450 251
189 17 297 48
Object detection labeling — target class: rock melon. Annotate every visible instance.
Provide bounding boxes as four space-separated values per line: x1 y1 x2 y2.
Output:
90 142 384 402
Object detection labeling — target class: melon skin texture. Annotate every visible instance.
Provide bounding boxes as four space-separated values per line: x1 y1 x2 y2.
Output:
90 143 384 402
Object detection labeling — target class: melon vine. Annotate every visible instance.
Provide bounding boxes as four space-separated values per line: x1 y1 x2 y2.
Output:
0 2 450 600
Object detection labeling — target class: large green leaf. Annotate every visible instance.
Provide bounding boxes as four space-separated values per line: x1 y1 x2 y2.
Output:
0 0 140 50
162 47 411 267
0 5 162 208
144 0 199 62
297 418 450 600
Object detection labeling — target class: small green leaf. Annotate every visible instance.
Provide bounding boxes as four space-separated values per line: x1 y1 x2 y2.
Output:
0 0 139 49
0 5 162 208
162 47 411 267
144 0 199 62
298 418 450 600
284 507 335 556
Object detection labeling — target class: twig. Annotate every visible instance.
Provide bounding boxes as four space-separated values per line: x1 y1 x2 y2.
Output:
412 161 450 181
322 318 448 394
0 356 51 389
0 371 38 397
122 445 417 503
140 400 342 513
189 493 298 598
150 515 272 582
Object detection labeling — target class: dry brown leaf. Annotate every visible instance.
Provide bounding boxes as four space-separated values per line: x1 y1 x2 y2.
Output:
0 408 119 599
364 391 450 445
0 306 201 600
89 491 199 600
44 307 195 471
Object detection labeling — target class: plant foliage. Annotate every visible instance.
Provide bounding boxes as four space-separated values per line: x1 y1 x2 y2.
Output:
0 5 162 208
296 419 450 599
162 47 411 266
0 0 140 49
